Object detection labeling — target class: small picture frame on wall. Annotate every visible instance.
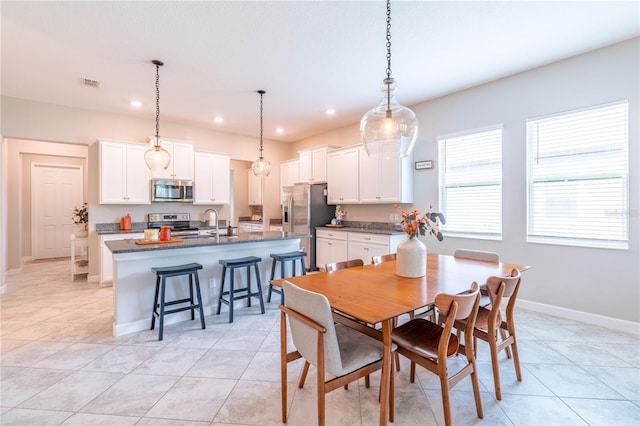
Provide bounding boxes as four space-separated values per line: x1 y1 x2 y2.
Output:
415 160 433 170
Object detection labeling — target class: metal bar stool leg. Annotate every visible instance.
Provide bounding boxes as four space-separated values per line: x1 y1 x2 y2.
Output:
193 272 205 329
255 263 266 314
216 265 227 315
158 277 167 341
151 274 161 331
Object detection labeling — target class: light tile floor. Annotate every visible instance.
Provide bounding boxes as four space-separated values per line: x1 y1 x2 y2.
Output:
1 258 639 425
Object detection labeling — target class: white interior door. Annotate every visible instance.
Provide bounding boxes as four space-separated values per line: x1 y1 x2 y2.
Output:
31 163 83 260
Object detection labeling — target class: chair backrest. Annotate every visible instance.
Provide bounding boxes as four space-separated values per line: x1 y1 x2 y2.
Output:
282 280 343 375
485 269 522 325
454 248 500 263
371 253 396 265
435 282 480 358
325 258 364 272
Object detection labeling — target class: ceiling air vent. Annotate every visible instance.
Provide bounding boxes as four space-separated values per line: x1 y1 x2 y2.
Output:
82 78 100 88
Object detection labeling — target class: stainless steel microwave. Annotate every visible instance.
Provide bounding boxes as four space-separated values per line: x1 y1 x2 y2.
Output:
151 179 194 202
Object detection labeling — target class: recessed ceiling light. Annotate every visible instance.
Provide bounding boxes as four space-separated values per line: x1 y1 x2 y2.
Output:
325 108 336 116
130 100 142 108
276 128 284 134
214 116 224 124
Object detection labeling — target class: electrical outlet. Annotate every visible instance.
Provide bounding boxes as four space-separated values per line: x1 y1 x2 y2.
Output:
389 213 394 220
394 214 399 221
209 277 215 289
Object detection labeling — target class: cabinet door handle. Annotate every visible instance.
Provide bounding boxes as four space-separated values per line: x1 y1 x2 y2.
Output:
364 237 371 240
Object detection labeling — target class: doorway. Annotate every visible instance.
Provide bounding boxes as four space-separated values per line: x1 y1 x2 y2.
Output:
31 162 84 260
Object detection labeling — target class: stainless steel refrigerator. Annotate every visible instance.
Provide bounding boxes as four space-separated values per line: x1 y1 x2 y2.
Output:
282 183 335 271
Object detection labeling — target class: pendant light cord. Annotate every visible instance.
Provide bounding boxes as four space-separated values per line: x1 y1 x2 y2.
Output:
385 0 392 117
258 90 265 159
152 60 164 148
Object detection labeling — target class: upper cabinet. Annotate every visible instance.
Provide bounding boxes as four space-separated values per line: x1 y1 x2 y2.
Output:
327 147 359 204
193 152 230 205
148 137 194 180
358 147 413 204
280 159 299 189
298 146 334 183
248 169 263 205
99 139 150 204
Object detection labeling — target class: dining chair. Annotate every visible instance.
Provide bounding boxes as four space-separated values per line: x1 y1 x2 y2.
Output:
325 258 364 272
392 282 482 426
454 248 500 307
371 253 396 264
279 280 394 425
453 269 522 400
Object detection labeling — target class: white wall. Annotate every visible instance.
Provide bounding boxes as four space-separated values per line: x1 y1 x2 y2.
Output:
292 38 640 324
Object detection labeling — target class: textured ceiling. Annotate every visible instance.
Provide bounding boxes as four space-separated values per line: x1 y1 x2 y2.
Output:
2 1 638 142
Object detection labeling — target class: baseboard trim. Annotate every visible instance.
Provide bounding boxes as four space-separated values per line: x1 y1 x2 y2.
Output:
518 299 640 337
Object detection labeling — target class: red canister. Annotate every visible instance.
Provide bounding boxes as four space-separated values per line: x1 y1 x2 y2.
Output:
159 226 171 241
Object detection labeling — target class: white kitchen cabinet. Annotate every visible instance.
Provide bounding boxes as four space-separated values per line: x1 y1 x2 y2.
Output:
316 229 348 269
327 146 359 204
358 146 413 204
100 232 143 285
298 146 334 183
347 232 405 264
193 152 230 205
99 139 150 204
280 159 299 188
148 138 194 180
248 169 263 205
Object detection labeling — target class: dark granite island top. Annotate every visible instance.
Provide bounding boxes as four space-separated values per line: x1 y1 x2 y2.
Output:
105 232 309 336
105 231 310 254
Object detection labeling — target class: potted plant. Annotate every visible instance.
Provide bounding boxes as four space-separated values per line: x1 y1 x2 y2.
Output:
72 203 88 237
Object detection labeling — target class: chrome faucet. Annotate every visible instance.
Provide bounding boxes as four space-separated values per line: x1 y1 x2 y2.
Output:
202 208 219 238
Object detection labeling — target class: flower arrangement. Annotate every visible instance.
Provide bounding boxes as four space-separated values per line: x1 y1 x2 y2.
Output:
394 204 445 241
335 205 347 222
72 203 88 225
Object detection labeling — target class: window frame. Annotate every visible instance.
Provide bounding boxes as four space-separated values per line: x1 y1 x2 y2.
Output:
437 125 503 240
525 100 629 250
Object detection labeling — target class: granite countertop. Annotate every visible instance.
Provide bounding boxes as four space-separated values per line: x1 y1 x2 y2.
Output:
316 226 404 236
105 231 310 254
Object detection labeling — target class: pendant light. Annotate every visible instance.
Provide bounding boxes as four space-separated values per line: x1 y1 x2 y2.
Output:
144 59 171 171
360 0 418 158
251 90 271 177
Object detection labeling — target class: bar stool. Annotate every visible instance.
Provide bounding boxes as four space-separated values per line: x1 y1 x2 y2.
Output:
216 256 265 323
150 262 205 341
267 250 307 304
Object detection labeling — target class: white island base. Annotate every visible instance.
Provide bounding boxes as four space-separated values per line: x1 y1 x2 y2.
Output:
108 236 302 336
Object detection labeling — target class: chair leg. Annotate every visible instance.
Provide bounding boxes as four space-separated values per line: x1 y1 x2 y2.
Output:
193 273 206 330
489 335 503 400
409 361 416 383
254 264 266 314
501 328 513 358
298 360 310 388
216 266 226 315
246 265 252 308
158 278 166 341
439 375 452 426
188 273 195 320
470 360 484 420
151 275 160 330
510 335 522 382
267 259 277 302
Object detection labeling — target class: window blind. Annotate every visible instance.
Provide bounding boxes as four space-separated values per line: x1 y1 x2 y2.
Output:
438 127 502 238
526 101 628 249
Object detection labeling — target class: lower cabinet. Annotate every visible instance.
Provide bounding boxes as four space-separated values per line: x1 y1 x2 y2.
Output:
316 229 348 270
316 229 405 269
100 233 143 285
239 222 264 232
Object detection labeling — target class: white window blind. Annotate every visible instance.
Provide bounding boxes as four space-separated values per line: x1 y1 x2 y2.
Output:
526 101 628 249
438 127 502 238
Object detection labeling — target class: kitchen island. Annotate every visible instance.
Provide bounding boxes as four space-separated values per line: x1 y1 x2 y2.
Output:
105 231 309 336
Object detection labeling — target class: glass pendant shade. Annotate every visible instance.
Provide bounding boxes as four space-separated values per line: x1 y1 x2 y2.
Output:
361 78 418 158
252 157 272 177
144 144 171 171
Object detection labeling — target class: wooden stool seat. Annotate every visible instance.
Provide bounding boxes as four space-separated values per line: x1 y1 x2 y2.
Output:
216 256 265 322
268 250 307 304
150 262 205 341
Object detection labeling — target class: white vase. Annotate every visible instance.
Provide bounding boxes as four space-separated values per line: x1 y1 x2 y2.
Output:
396 236 427 278
75 225 88 238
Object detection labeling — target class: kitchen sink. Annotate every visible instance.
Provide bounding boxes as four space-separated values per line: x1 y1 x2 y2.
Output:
180 234 219 240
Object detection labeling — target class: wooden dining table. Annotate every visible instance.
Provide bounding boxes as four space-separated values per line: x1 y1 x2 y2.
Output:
272 253 531 426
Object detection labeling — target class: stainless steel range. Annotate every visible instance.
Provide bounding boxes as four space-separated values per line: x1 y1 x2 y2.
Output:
147 213 199 237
